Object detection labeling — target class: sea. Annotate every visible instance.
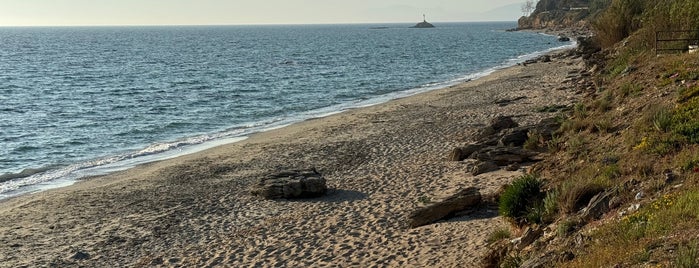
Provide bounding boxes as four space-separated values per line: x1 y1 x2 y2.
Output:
0 22 574 199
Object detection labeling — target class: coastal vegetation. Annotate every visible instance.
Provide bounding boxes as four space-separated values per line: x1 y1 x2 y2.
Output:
492 0 699 266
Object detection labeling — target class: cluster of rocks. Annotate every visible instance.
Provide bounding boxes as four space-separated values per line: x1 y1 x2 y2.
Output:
520 55 552 66
560 68 595 94
449 116 559 176
250 168 328 200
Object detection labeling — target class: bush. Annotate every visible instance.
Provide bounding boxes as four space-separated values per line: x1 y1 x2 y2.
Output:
486 227 512 244
672 98 699 143
499 174 545 225
592 0 644 47
676 242 699 268
543 190 559 222
559 179 607 214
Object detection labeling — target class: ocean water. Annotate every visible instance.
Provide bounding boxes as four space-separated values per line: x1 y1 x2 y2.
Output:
0 22 572 199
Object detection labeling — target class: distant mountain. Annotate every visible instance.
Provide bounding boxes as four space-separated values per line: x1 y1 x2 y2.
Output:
478 3 526 21
363 3 527 23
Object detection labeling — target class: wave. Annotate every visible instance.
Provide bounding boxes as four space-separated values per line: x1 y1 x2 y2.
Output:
0 166 58 183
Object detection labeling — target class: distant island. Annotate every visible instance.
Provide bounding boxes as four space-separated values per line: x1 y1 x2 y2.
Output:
411 14 435 28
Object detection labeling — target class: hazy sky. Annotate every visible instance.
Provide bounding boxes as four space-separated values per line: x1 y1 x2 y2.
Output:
0 0 527 26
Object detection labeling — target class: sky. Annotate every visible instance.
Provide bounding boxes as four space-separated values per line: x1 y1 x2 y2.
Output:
0 0 528 26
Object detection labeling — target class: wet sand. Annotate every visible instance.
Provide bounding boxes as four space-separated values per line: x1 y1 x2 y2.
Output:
0 53 583 267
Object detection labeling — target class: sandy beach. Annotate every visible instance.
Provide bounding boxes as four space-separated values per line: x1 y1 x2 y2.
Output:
0 52 584 267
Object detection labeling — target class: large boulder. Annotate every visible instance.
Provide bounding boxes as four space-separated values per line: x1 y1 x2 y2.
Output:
408 187 482 228
251 168 328 199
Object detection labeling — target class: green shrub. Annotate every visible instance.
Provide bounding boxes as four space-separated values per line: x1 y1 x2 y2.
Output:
567 135 588 157
676 242 699 268
499 174 545 225
593 118 613 133
593 0 644 48
678 85 699 103
543 190 559 220
486 227 512 244
652 107 673 133
523 131 543 150
593 91 613 112
500 255 522 268
601 164 621 180
574 103 588 118
558 219 577 237
559 179 607 214
620 82 642 97
672 98 699 143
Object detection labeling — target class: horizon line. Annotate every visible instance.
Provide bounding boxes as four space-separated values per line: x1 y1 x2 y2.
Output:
0 20 518 28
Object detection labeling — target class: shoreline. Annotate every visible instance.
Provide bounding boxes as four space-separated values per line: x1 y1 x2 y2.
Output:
0 50 584 267
0 41 576 201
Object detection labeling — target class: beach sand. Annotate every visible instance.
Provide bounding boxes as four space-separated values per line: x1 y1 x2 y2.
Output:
0 53 583 267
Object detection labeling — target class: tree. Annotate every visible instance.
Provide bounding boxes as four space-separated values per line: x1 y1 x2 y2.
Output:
522 0 536 16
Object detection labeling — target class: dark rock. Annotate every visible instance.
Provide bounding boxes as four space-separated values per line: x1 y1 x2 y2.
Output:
664 169 676 183
558 35 570 42
581 190 612 221
251 168 328 199
505 163 521 171
448 144 485 161
498 127 530 147
71 251 90 260
408 187 482 228
517 226 543 250
471 161 500 176
470 146 538 166
448 147 463 161
540 55 552 62
474 126 497 142
490 116 519 132
494 96 527 106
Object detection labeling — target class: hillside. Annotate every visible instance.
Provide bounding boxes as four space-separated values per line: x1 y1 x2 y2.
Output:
517 0 606 31
487 0 699 267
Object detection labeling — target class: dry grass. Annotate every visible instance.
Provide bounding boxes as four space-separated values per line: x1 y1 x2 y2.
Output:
563 191 699 267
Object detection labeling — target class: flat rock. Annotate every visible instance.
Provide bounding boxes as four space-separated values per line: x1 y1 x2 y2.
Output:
470 146 538 166
471 161 499 176
251 168 328 199
408 187 482 228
